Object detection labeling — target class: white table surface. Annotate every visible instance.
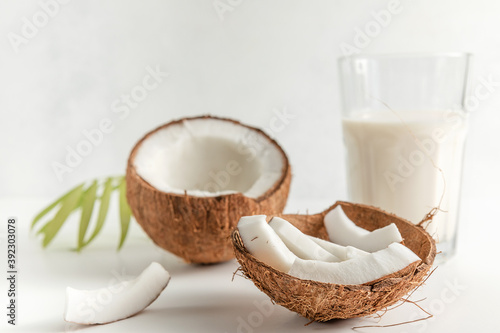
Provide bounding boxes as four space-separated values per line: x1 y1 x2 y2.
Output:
1 196 498 333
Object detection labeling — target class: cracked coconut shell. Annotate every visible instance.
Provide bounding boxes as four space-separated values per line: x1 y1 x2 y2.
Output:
232 201 436 321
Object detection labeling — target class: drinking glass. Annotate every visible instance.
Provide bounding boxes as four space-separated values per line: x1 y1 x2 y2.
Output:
338 53 472 262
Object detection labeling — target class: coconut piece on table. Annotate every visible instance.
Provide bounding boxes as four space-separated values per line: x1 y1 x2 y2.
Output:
64 262 170 325
288 242 420 285
237 215 295 273
268 217 341 262
324 206 403 252
308 235 368 261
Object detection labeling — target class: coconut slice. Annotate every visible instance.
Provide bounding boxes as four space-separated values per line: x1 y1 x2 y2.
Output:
324 206 403 252
288 243 420 285
307 235 368 260
237 215 295 272
238 215 416 284
64 262 170 325
231 201 436 322
268 217 340 262
126 116 291 263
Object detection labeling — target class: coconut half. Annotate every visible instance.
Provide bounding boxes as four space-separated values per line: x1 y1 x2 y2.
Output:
64 262 170 325
231 201 436 322
126 116 291 264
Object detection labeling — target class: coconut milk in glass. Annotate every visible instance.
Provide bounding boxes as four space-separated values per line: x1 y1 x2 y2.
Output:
338 54 472 262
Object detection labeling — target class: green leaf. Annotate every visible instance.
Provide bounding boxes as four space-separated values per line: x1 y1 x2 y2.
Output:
40 184 85 247
33 175 132 251
77 180 98 251
37 185 84 235
118 178 131 250
32 185 83 229
83 177 113 246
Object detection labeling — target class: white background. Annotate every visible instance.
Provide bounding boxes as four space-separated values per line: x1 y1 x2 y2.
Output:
1 1 500 332
1 0 500 205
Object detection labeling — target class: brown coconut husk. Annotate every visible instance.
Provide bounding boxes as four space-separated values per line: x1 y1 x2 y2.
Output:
126 115 291 264
231 201 436 322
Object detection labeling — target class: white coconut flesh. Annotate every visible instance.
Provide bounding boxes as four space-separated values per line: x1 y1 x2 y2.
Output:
307 235 368 261
133 118 285 198
237 215 296 272
268 217 341 262
238 215 420 285
324 206 403 252
64 262 170 325
288 243 420 285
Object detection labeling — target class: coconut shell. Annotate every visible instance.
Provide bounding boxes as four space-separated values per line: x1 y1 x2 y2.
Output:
126 115 291 264
231 201 436 321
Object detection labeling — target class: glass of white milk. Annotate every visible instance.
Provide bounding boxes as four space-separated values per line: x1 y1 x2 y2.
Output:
338 53 472 262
